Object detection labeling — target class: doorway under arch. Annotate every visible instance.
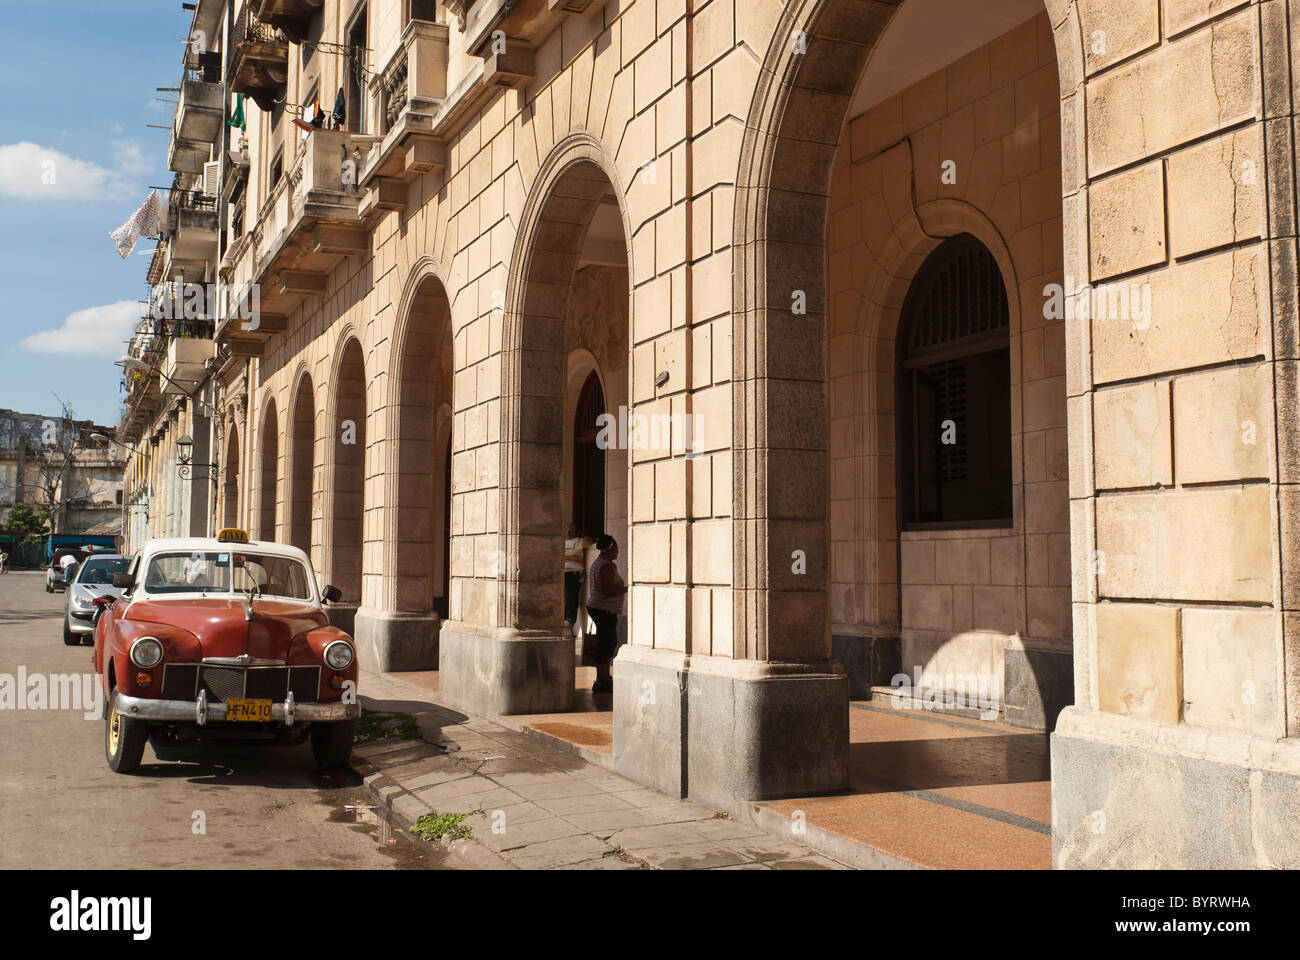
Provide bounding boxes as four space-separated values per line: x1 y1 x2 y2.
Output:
288 375 315 556
257 398 279 541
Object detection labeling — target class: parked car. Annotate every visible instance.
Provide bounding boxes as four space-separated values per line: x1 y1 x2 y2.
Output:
64 554 131 645
93 529 357 774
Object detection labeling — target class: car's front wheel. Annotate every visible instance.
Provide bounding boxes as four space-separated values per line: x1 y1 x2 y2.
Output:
105 691 148 774
62 619 76 645
310 720 355 768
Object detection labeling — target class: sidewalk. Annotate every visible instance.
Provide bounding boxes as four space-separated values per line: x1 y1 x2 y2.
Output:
355 667 846 870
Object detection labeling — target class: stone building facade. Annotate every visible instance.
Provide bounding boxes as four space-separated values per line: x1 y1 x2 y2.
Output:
0 409 125 543
135 0 1300 867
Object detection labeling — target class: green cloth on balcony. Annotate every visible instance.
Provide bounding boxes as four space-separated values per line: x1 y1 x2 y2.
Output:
227 94 246 133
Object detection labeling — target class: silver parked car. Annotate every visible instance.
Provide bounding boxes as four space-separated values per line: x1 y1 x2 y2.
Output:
63 554 131 645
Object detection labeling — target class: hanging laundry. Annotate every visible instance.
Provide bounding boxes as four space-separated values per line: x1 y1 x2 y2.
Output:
331 87 346 128
227 93 246 133
311 94 324 128
108 191 161 259
293 100 314 136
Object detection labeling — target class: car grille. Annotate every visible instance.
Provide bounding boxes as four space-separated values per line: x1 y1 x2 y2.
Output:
161 664 199 700
197 665 320 703
203 667 247 701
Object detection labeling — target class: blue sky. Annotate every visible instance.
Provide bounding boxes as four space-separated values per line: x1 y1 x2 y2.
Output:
0 1 189 427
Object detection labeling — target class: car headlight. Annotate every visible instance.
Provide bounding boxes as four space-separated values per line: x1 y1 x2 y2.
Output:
323 640 354 670
70 592 92 610
129 637 164 669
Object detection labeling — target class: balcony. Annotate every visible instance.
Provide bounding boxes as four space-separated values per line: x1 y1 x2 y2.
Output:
216 128 377 353
163 336 218 395
358 20 450 215
165 191 219 282
168 135 210 175
230 4 289 111
255 0 323 43
175 76 223 144
375 19 449 137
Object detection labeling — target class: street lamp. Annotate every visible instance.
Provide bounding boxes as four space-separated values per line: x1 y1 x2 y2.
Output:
89 432 133 455
176 434 218 483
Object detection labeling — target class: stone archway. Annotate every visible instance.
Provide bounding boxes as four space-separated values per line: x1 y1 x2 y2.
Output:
439 132 633 717
257 397 279 542
222 421 240 530
354 262 455 672
288 373 315 556
326 337 366 610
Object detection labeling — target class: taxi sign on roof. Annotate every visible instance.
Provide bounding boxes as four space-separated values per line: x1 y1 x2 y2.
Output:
216 528 249 543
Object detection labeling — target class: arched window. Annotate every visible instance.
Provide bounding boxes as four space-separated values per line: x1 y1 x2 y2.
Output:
572 371 606 538
898 234 1012 526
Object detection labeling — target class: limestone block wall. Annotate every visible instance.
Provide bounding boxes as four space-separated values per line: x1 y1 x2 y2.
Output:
826 12 1069 693
1049 0 1300 867
1065 0 1291 738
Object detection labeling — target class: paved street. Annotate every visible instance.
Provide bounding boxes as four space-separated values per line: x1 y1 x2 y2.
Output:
0 571 451 870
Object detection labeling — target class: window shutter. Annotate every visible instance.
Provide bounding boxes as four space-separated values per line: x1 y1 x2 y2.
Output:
202 160 220 198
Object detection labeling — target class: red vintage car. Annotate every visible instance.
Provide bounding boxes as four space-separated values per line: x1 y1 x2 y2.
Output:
93 529 360 773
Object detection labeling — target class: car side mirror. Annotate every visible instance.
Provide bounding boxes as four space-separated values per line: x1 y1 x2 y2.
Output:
322 584 342 604
112 573 135 589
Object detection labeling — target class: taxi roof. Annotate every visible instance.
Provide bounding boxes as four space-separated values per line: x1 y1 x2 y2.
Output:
138 537 312 564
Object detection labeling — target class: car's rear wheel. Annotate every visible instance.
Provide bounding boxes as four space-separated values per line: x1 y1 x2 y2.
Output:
105 691 148 774
310 720 355 768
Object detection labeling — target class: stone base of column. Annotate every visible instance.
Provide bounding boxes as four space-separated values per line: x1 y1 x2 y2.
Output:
324 602 358 637
612 646 849 816
1051 706 1300 868
353 609 440 673
437 623 574 715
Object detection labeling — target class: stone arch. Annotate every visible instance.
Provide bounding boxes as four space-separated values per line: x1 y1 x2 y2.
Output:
288 370 315 556
386 259 454 617
729 0 1085 665
325 334 367 605
222 419 240 530
497 132 633 631
256 396 279 541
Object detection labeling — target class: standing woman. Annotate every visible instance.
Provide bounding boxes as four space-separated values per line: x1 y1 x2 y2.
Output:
586 535 626 696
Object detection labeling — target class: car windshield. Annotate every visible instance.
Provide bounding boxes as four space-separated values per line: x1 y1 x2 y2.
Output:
143 551 313 600
75 557 130 585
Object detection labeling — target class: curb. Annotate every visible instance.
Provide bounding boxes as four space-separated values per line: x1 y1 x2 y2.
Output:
351 750 516 870
742 802 924 870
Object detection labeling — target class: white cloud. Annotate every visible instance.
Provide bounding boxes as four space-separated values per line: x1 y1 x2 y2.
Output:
0 141 133 201
22 301 141 357
112 140 152 177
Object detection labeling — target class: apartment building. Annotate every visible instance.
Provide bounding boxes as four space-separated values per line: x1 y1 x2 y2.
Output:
121 0 1300 867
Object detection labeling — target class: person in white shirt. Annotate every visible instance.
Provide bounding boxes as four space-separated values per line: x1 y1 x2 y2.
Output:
183 555 210 586
564 524 592 628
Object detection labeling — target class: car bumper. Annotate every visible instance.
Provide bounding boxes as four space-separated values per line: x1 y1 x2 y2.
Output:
113 692 360 726
68 611 94 633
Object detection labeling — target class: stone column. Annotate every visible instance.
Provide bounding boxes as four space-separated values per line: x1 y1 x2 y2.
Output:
1050 0 1300 868
606 0 855 813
